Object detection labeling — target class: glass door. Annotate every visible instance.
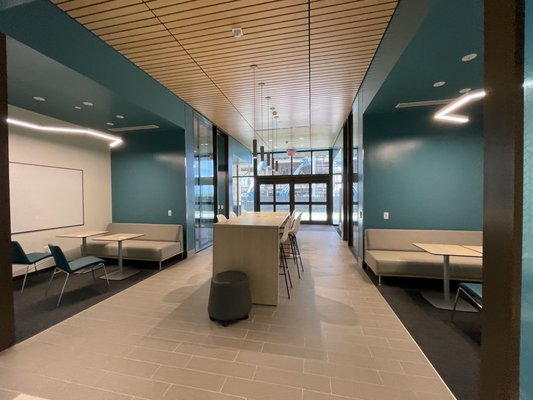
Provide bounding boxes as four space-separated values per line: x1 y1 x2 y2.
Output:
257 178 331 223
193 113 215 251
215 130 229 218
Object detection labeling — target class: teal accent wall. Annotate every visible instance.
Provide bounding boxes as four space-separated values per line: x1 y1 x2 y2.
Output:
0 0 186 128
521 1 533 397
111 130 187 231
363 109 483 230
228 136 252 212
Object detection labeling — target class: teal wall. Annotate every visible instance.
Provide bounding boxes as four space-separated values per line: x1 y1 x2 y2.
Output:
228 136 252 212
0 0 186 129
111 130 187 233
363 109 483 230
521 1 533 397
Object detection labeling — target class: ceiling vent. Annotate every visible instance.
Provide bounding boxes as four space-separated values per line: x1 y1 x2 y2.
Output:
108 124 159 132
395 99 452 109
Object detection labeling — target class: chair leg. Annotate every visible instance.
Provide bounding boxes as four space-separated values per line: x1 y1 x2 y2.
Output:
91 268 96 281
281 245 293 288
279 246 291 299
293 236 304 272
57 273 70 307
451 287 463 321
45 267 58 296
21 264 31 293
159 261 162 270
101 264 110 287
289 238 301 279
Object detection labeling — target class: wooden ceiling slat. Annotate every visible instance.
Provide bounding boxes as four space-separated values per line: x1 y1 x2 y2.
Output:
83 11 156 30
53 0 398 148
67 0 143 18
76 4 149 24
51 0 113 12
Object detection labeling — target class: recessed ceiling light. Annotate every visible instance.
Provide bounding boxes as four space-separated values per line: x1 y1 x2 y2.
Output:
232 27 244 38
459 88 472 94
106 122 114 126
74 106 82 110
115 114 125 119
33 96 45 102
269 139 272 142
82 101 93 106
299 137 304 140
433 81 446 88
300 144 305 147
462 53 477 62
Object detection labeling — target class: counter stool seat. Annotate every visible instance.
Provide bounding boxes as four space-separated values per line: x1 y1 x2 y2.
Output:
208 270 252 326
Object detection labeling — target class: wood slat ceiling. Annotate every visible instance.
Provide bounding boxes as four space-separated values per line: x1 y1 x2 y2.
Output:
52 0 397 150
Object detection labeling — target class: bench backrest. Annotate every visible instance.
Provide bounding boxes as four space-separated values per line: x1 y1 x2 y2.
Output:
106 223 182 242
365 229 482 252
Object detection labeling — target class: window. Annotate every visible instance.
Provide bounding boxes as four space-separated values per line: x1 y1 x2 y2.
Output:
312 151 330 174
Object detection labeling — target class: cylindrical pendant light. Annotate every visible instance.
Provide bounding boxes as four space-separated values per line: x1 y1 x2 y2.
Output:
260 145 265 161
253 139 257 159
251 64 258 159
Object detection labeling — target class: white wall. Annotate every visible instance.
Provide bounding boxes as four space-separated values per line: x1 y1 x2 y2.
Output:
8 106 112 275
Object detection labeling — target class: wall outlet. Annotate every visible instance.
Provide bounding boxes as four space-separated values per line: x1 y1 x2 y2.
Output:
383 212 389 220
167 209 172 216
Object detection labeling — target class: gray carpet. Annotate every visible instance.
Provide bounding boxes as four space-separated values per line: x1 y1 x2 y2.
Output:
12 258 182 343
365 271 480 400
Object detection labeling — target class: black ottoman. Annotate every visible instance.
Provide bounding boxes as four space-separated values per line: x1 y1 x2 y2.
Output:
208 271 251 326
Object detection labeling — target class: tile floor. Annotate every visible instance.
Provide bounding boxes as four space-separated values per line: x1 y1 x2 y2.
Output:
0 230 455 400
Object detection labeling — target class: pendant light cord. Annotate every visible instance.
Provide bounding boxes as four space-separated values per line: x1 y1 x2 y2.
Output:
308 0 312 150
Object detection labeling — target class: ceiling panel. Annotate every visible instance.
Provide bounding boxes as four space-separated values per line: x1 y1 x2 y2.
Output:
52 0 397 150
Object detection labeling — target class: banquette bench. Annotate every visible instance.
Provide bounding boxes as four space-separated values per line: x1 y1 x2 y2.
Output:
86 223 183 269
364 229 482 285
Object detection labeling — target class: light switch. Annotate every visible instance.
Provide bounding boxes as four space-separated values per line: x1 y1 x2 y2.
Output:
383 212 389 220
167 209 172 216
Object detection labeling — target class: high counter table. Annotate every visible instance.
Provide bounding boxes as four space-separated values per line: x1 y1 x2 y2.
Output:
213 212 289 306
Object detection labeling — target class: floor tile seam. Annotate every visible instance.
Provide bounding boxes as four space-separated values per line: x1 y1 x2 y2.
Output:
303 389 365 400
251 371 332 394
376 369 444 387
223 376 305 396
27 369 152 399
12 259 190 349
361 295 456 399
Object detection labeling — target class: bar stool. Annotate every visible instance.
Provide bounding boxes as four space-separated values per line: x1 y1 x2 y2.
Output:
289 213 304 274
279 222 293 299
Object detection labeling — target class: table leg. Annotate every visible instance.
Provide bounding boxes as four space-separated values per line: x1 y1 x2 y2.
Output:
421 254 476 311
100 239 139 281
118 240 123 274
81 237 87 256
443 255 450 302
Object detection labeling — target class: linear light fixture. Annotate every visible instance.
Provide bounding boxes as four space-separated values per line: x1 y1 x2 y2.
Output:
433 89 486 124
6 118 123 147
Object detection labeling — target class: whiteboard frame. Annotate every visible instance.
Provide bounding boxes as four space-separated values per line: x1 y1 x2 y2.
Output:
9 162 85 234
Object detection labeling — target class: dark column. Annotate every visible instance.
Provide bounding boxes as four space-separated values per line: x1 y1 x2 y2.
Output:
0 32 15 352
481 1 524 398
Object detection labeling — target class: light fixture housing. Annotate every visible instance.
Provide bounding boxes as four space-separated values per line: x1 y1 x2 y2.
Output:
232 26 244 38
252 139 258 159
260 145 265 162
434 89 486 124
462 53 477 62
433 81 446 88
7 118 123 147
33 96 45 102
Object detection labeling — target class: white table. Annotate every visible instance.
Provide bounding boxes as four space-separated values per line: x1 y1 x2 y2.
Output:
463 245 483 254
213 212 290 305
93 233 144 280
413 243 482 310
57 230 108 255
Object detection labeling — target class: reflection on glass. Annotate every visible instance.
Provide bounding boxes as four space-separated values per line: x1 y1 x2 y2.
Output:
260 204 274 212
311 183 327 202
276 204 290 213
312 151 330 174
260 184 274 202
275 183 290 202
232 155 254 214
194 112 214 251
333 174 342 225
273 152 292 175
295 204 310 221
312 205 327 221
294 184 309 202
292 152 312 175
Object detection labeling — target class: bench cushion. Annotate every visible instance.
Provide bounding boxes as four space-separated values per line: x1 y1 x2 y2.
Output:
365 250 482 281
364 229 483 281
106 223 182 242
86 240 181 261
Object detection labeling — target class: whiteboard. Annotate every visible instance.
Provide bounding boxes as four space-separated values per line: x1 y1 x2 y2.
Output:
9 162 84 234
